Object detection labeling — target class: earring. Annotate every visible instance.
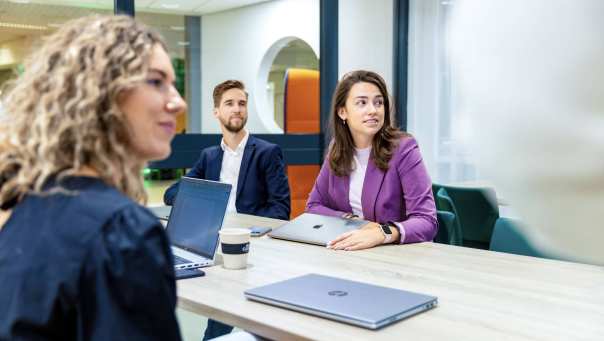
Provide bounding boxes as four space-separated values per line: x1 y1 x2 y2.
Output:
342 118 346 125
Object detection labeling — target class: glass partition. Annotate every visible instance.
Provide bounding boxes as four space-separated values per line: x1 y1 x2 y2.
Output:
136 1 321 196
0 0 113 94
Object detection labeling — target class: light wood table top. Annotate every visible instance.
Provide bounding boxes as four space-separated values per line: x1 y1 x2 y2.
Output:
176 213 604 341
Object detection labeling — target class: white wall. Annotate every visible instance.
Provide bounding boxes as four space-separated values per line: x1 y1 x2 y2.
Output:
407 0 478 184
201 0 320 133
338 0 393 91
406 0 441 178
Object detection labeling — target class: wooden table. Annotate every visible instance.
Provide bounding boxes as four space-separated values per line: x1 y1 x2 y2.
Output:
176 213 604 341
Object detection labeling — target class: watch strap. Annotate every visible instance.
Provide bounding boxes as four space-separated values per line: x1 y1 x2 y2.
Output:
387 221 403 244
380 223 393 244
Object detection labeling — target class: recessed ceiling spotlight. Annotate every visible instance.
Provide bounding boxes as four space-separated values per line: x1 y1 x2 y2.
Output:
161 4 180 9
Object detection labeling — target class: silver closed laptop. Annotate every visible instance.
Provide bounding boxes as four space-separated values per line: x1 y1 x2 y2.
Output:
244 273 437 329
269 213 368 246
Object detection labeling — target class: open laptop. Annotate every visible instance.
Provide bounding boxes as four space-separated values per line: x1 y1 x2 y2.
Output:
149 205 172 221
166 177 231 270
268 213 368 246
244 274 437 330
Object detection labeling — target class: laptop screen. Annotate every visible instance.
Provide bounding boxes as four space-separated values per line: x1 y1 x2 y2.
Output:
167 177 231 259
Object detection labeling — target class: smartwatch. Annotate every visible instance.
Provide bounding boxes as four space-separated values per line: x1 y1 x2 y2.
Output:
379 223 393 244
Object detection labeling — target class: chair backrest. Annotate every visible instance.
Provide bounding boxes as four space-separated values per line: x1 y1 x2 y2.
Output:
432 183 444 210
490 217 545 258
283 68 320 218
435 189 463 245
287 165 319 219
434 210 458 245
436 188 457 214
440 185 499 250
284 68 319 133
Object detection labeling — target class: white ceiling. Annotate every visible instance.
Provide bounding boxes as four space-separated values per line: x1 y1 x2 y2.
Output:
2 0 273 14
0 0 273 58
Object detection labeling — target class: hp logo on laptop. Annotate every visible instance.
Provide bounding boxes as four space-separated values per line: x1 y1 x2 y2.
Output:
328 290 348 297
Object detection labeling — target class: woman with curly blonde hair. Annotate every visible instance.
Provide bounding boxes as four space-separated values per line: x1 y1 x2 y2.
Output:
0 15 186 340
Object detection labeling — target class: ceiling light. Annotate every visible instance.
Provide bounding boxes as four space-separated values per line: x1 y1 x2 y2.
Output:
161 4 180 9
0 22 48 31
170 26 185 31
8 0 31 4
177 41 190 46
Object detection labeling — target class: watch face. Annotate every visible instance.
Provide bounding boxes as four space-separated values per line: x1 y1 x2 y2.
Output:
381 224 392 234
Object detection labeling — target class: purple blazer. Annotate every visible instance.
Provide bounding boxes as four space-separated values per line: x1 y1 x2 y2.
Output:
306 136 437 244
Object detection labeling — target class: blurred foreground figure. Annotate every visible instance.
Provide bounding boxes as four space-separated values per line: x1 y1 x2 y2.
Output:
450 0 604 265
0 15 186 339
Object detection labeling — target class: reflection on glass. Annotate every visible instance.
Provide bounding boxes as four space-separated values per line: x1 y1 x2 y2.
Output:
136 0 320 194
135 11 190 134
0 0 113 94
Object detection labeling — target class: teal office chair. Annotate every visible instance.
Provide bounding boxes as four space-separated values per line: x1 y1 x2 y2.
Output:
432 183 444 210
436 188 456 214
435 189 463 246
490 217 547 258
434 210 459 245
439 185 499 250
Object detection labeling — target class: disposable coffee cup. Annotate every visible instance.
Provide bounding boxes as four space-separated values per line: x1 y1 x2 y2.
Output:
219 228 251 270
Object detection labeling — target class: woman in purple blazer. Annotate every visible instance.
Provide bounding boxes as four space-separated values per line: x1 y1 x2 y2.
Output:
306 70 437 250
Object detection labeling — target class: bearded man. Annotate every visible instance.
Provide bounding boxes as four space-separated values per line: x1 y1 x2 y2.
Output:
164 80 290 220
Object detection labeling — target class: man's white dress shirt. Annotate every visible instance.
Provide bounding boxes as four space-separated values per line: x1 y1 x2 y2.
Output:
219 130 249 213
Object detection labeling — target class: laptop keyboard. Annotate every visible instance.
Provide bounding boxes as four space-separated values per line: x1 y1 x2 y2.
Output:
173 255 190 265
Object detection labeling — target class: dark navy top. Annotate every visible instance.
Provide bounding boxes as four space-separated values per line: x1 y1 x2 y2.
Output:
0 177 181 341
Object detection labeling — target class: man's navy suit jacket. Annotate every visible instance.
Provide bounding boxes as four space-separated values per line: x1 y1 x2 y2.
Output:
163 136 291 220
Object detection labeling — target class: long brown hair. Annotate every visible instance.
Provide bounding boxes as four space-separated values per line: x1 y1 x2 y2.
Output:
329 70 407 177
0 15 166 208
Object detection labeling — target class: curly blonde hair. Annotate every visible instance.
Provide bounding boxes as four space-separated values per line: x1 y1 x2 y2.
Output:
0 15 166 207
